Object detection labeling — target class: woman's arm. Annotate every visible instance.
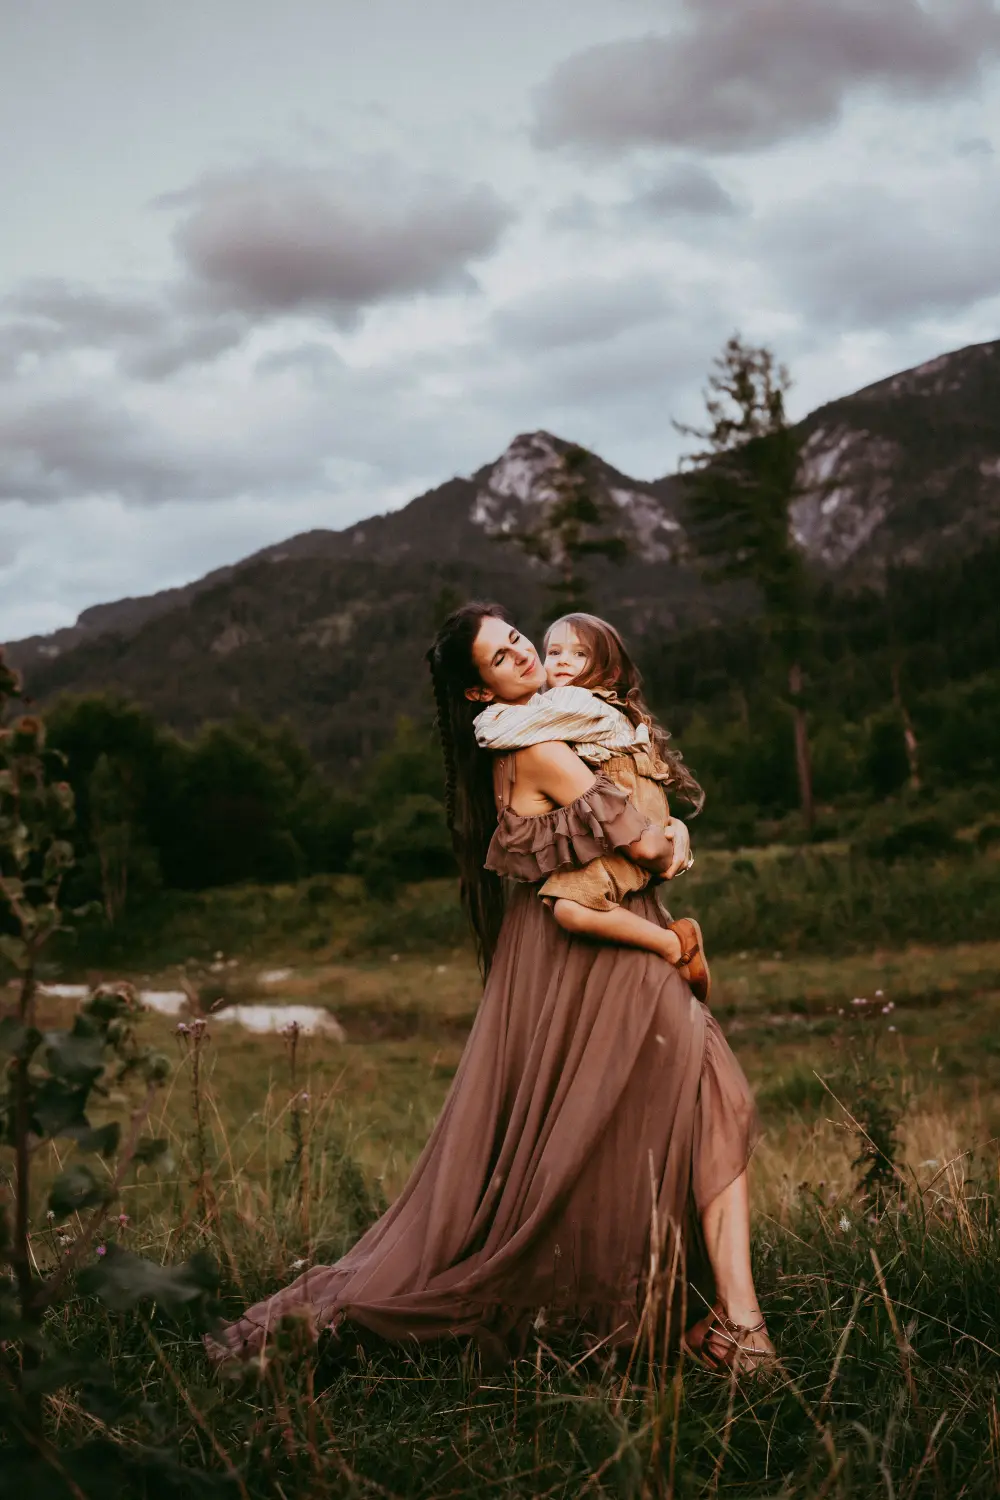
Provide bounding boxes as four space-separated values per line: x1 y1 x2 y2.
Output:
518 744 689 873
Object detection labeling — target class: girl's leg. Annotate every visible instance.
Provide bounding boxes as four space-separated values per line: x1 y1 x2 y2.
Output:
550 899 682 963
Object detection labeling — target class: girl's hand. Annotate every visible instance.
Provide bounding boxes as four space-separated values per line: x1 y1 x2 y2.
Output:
662 818 693 880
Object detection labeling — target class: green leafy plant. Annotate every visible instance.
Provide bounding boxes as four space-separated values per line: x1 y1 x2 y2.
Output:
0 647 225 1490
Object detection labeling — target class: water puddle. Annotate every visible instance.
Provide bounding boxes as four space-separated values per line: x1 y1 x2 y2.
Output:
140 990 188 1017
36 983 344 1038
209 1004 346 1039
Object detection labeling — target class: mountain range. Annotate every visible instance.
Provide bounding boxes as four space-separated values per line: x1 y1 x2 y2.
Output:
6 336 999 768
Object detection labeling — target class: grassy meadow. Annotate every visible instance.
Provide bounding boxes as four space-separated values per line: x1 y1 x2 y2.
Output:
8 844 1000 1497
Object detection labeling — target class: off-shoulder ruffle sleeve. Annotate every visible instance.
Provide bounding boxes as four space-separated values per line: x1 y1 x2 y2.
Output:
484 774 653 883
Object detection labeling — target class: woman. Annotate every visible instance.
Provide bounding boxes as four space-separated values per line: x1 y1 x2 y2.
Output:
212 602 773 1373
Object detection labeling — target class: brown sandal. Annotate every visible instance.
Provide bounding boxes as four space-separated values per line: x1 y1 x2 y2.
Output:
682 1303 774 1377
667 917 711 1004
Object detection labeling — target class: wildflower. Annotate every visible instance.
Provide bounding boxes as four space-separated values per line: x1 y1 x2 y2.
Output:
176 1022 190 1035
118 1213 129 1227
888 1025 897 1032
46 1209 55 1221
851 997 868 1006
882 1002 895 1014
96 1245 107 1256
875 989 884 998
838 1214 851 1232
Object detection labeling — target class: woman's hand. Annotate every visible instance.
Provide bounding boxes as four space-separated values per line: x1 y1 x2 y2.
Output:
624 819 693 878
662 817 692 879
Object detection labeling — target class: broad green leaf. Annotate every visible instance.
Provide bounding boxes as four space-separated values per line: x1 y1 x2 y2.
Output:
43 1027 105 1084
48 1162 113 1220
132 1136 173 1171
0 1015 40 1058
32 1078 90 1136
78 1245 219 1318
67 1120 121 1158
0 934 28 970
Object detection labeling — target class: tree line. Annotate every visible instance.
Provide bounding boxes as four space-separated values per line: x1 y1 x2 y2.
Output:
12 337 1000 931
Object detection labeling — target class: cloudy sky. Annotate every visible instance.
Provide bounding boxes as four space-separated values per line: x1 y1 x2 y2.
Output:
3 0 999 641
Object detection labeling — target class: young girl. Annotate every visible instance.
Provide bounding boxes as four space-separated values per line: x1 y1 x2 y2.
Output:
474 612 711 1001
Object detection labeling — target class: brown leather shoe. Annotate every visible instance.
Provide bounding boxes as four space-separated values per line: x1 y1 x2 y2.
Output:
668 916 711 1004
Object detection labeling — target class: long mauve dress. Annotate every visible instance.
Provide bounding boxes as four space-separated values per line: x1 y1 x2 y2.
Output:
211 776 758 1362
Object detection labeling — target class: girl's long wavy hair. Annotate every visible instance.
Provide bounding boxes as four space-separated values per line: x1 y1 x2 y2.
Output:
426 601 511 978
543 612 705 814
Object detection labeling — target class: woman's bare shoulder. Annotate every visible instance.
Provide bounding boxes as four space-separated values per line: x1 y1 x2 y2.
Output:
515 740 586 773
513 740 597 806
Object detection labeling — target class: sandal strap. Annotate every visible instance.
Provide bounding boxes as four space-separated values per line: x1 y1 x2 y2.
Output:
720 1315 767 1338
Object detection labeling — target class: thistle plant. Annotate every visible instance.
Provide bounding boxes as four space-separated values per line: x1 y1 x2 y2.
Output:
0 647 221 1486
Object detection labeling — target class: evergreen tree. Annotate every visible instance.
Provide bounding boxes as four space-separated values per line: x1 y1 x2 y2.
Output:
677 336 816 831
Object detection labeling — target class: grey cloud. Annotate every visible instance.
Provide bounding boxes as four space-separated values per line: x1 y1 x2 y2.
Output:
0 158 514 386
0 393 191 504
0 327 472 510
533 0 1000 155
759 177 1000 326
167 162 515 318
491 273 674 352
626 161 742 219
12 282 165 343
547 162 741 240
121 315 248 379
1 278 248 381
255 342 347 381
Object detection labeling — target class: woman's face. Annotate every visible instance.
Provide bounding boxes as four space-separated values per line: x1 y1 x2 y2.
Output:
467 616 546 705
543 622 589 689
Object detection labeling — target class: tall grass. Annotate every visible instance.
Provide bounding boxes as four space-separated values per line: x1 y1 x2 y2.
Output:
10 982 1000 1498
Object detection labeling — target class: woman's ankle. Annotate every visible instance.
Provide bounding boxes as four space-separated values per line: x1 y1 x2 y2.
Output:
719 1301 765 1330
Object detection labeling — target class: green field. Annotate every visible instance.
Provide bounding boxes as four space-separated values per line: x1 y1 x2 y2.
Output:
7 853 1000 1498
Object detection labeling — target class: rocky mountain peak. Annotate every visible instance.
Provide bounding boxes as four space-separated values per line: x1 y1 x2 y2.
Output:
470 430 683 562
470 431 568 534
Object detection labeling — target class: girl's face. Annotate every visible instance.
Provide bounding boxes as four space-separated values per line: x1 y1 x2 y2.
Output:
467 615 546 705
544 623 590 688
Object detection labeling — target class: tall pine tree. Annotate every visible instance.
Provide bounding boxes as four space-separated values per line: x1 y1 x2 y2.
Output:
677 336 815 831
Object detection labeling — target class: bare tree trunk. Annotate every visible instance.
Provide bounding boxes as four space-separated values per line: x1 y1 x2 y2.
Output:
788 661 814 834
890 658 921 792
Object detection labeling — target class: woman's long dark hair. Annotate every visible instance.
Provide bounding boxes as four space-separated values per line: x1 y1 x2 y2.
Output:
544 612 705 813
426 601 511 977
